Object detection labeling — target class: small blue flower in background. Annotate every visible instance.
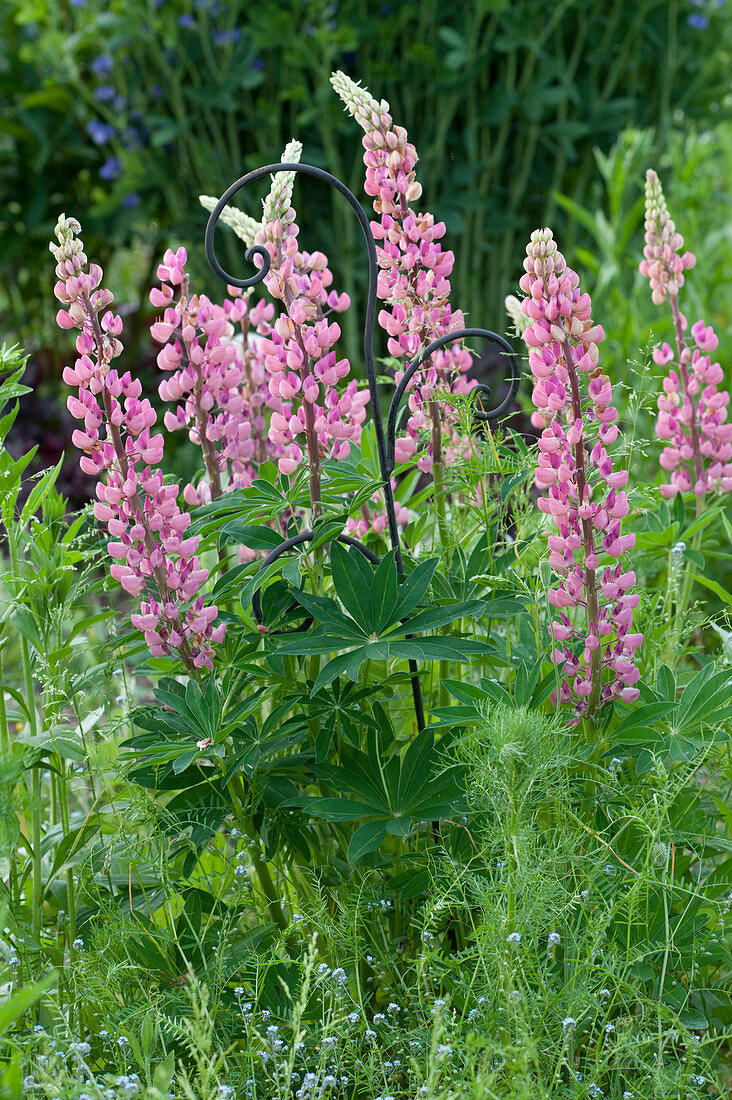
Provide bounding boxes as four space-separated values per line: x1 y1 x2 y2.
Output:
688 12 710 26
122 193 141 209
250 56 266 71
87 120 115 144
178 13 195 28
91 54 114 76
93 84 116 103
69 0 87 6
213 27 241 45
100 157 122 181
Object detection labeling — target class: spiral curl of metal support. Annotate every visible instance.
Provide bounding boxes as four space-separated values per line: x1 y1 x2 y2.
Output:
385 326 520 475
205 162 519 733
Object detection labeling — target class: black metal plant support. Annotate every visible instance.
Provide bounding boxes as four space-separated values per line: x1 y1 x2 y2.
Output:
205 162 520 733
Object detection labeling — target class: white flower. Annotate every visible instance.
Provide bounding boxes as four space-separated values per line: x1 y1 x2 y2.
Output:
548 932 561 947
562 1017 576 1033
507 932 521 945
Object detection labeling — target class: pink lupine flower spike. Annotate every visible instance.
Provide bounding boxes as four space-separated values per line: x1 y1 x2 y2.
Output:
520 229 642 718
640 170 732 502
51 215 225 673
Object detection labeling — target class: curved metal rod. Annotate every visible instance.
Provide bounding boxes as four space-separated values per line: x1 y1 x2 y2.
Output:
205 163 518 735
250 530 381 631
206 162 411 570
385 327 520 475
206 162 426 728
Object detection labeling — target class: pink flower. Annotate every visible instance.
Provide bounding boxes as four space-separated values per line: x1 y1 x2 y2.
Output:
51 215 225 672
640 170 732 499
520 228 642 717
252 141 369 513
151 247 280 504
331 71 474 478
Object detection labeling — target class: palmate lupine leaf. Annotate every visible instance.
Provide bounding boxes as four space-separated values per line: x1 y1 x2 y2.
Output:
275 544 492 694
283 728 468 861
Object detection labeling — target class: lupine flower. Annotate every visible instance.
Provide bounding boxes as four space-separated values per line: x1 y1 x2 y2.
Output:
331 70 474 474
51 215 225 672
150 247 277 505
520 228 642 717
640 169 732 499
255 140 369 511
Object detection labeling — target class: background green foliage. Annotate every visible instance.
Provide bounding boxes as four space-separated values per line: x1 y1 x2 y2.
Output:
2 0 730 361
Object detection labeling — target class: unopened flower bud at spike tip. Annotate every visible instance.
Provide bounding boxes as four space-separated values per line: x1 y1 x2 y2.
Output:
199 195 260 248
262 139 303 226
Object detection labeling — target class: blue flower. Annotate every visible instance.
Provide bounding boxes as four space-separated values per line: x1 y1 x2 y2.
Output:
93 84 116 103
86 120 115 144
213 27 241 45
100 157 122 180
178 13 195 28
250 56 265 71
122 193 141 208
91 54 114 76
688 12 710 26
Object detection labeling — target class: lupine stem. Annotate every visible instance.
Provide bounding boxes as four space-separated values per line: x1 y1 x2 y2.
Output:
6 519 43 953
560 326 602 716
669 294 704 504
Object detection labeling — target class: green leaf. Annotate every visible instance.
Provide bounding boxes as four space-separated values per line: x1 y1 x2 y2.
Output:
390 637 491 662
173 749 201 775
690 572 732 605
20 458 62 526
312 649 368 694
394 599 484 635
185 679 213 736
11 607 43 652
221 523 284 550
348 821 386 862
277 629 362 657
284 796 374 821
385 815 413 836
290 590 361 631
330 540 375 630
656 664 676 701
0 975 54 1034
371 551 399 634
611 701 676 741
392 558 439 619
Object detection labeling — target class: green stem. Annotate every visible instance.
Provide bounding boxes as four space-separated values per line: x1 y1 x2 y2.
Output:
56 761 76 941
7 520 43 954
229 779 287 931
